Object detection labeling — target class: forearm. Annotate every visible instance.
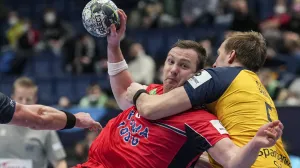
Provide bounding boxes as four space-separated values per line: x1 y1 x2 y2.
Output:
136 87 192 120
194 152 213 168
55 160 67 168
225 140 261 168
10 104 69 130
108 45 133 109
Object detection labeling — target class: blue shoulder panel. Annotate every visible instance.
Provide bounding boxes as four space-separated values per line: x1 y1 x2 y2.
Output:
183 67 244 106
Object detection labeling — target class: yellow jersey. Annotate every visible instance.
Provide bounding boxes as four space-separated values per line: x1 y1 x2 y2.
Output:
184 67 291 168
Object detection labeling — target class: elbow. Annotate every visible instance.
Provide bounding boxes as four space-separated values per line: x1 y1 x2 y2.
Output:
138 103 158 120
222 153 241 168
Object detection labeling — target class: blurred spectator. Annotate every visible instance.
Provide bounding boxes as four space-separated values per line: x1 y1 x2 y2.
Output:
199 38 213 58
228 0 259 32
68 131 97 166
64 34 97 74
279 31 300 55
10 18 40 74
281 0 300 34
181 0 218 27
258 68 282 100
0 77 67 168
215 0 234 25
58 96 72 109
127 42 155 85
260 0 290 51
1 15 39 75
79 83 117 108
128 0 178 28
5 11 25 49
17 18 40 52
286 77 300 105
39 8 74 55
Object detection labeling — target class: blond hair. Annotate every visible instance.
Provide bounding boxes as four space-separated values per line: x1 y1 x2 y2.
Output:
12 77 38 94
225 31 267 72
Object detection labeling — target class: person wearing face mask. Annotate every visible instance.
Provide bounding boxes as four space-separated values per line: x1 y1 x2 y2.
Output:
6 11 25 49
228 0 259 32
18 19 40 51
79 83 115 108
127 42 156 85
260 0 290 31
40 8 74 55
281 0 300 34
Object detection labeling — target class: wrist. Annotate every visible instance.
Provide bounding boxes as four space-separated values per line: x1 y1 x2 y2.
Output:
60 110 76 130
136 92 147 107
74 113 79 127
250 137 263 150
107 59 128 76
133 89 148 107
108 43 120 50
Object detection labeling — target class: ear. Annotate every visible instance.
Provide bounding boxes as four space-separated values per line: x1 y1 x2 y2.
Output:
228 50 236 64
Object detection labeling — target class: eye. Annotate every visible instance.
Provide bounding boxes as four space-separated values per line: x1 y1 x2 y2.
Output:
167 58 174 64
181 64 189 69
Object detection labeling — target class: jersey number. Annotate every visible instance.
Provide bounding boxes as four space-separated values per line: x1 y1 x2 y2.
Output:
265 102 272 122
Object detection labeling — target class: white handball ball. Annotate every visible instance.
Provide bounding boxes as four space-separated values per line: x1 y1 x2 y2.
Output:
82 0 120 37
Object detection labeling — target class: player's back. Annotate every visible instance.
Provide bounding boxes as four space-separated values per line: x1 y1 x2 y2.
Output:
205 67 291 168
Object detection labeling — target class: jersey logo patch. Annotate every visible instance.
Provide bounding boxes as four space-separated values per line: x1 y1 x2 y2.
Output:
210 120 228 135
149 88 157 95
187 70 212 89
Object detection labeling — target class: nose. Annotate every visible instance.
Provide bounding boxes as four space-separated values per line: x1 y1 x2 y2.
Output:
212 62 217 68
170 65 179 76
19 98 27 105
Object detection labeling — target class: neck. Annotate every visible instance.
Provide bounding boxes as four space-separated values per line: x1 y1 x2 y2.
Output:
230 62 244 68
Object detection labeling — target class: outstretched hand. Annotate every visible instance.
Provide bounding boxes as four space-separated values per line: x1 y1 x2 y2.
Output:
253 120 283 148
74 112 102 132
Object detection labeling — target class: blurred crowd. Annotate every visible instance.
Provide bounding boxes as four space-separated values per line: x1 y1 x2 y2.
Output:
1 0 300 167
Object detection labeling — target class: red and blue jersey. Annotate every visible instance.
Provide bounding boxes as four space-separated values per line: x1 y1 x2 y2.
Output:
75 84 229 168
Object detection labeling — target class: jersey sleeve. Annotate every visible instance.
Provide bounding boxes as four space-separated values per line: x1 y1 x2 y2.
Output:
183 67 243 107
45 131 66 164
184 112 229 151
0 92 16 124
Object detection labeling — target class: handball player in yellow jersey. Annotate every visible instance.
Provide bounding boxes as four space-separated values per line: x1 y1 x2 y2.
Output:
126 32 291 168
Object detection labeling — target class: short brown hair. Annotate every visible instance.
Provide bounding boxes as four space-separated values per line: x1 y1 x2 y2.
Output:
224 31 267 72
13 77 38 94
172 40 207 71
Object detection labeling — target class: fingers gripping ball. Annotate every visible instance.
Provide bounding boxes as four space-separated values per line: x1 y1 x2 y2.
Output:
82 0 120 37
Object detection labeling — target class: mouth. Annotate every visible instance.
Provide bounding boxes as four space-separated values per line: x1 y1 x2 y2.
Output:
166 77 178 83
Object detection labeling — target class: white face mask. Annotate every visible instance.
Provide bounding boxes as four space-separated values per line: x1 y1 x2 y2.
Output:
275 5 287 14
44 12 56 24
88 94 98 102
8 16 18 26
22 24 30 32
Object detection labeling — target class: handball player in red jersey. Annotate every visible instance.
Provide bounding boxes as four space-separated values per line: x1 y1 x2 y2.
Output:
74 10 284 168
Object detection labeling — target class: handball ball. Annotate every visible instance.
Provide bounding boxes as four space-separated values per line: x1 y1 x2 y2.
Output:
82 0 120 37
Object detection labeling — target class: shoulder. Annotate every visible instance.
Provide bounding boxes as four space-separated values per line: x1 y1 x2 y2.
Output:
186 67 244 89
205 67 244 81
